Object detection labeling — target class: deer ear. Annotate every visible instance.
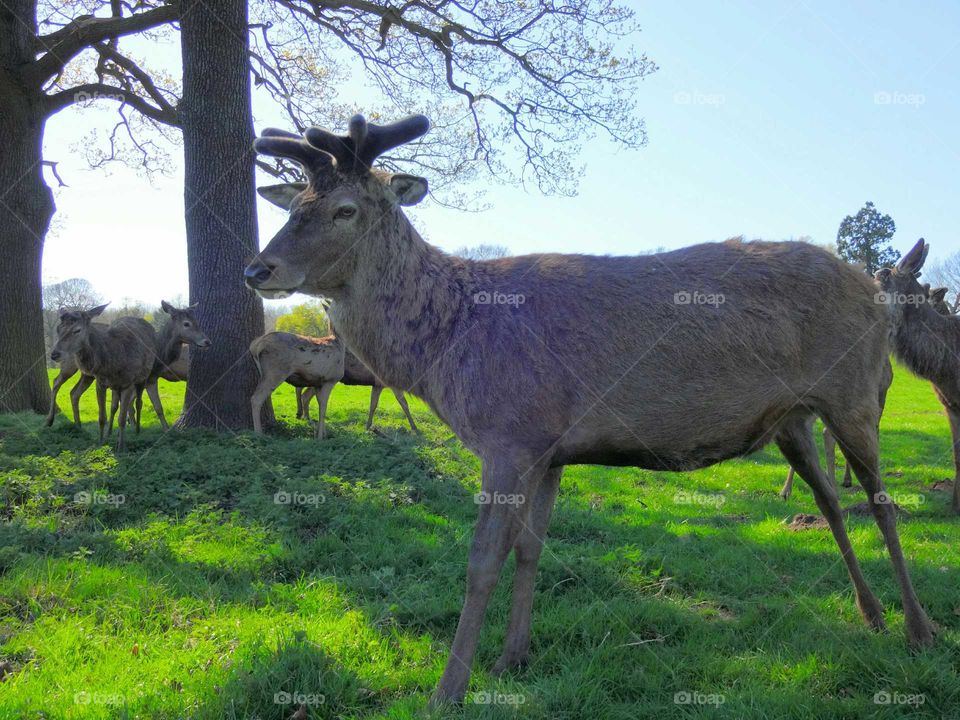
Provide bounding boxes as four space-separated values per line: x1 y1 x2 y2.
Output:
257 183 307 210
896 238 928 275
160 300 174 314
388 174 428 206
932 287 948 303
88 303 109 318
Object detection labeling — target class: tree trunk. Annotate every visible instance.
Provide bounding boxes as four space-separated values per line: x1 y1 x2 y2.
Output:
0 0 54 414
177 0 267 430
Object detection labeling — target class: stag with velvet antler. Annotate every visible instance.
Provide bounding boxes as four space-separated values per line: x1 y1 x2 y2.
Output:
245 114 934 704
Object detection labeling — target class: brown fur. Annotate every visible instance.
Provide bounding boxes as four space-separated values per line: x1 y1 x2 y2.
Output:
246 117 934 703
50 305 155 450
878 240 960 512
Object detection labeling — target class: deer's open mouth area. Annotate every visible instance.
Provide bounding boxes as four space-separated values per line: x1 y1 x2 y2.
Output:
254 288 295 300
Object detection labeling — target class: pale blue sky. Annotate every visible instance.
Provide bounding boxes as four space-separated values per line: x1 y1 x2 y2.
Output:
41 0 960 306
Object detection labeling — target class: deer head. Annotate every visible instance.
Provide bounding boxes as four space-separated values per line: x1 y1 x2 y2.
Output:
875 238 930 312
160 300 211 347
244 114 430 299
50 303 109 361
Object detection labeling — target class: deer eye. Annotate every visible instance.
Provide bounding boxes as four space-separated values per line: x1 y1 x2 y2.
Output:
335 205 357 220
184 321 192 327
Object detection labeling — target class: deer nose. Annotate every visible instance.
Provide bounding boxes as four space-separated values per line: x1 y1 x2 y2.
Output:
50 350 61 362
198 337 212 348
244 259 275 287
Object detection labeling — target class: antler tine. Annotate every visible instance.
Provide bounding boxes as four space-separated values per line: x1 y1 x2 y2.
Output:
254 131 334 178
303 114 430 173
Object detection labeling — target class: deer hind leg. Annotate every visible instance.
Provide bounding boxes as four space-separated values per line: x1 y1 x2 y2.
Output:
775 414 887 632
366 386 383 431
108 390 121 437
392 388 420 434
115 386 135 452
69 374 94 428
823 409 935 647
250 371 285 434
945 406 960 514
493 465 562 675
145 380 168 430
295 386 305 419
314 381 336 440
432 452 548 705
780 467 796 499
301 387 316 422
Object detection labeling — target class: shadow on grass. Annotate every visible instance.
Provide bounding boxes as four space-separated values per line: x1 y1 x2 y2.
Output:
2 412 960 718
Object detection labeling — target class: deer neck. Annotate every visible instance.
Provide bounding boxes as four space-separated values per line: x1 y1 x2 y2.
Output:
330 211 467 398
892 301 960 386
76 324 111 376
156 320 183 368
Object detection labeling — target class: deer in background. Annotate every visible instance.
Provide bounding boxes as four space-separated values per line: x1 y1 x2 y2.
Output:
878 240 960 513
250 331 344 439
299 349 419 434
105 301 211 431
50 305 155 450
245 114 933 704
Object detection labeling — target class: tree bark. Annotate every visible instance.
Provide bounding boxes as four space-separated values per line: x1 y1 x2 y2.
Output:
0 0 54 413
177 0 266 430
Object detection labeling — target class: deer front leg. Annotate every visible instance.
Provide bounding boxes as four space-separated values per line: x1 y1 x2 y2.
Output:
780 467 795 499
116 386 135 451
392 388 420 434
432 453 544 705
145 380 168 430
108 390 120 437
250 374 283 434
46 370 71 426
314 381 337 440
69 374 94 428
366 386 384 431
946 406 960 514
493 465 562 675
96 381 108 443
295 386 305 419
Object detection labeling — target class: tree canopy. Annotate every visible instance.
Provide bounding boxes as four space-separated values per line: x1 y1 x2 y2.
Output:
836 201 899 274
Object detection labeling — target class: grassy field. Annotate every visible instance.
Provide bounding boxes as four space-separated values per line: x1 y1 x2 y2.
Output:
0 367 958 719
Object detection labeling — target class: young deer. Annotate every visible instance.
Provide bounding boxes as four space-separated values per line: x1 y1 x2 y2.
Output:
299 348 419 433
877 240 960 513
245 115 933 703
250 331 344 439
50 305 155 450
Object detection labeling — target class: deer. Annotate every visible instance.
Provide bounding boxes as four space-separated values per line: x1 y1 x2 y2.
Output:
250 331 344 439
50 304 155 450
244 114 934 704
299 348 419 434
104 301 211 432
877 240 960 513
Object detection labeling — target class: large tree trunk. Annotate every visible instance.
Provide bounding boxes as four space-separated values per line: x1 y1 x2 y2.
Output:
0 0 54 414
178 0 266 430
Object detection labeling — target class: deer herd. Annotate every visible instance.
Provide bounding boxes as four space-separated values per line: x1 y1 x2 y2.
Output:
45 113 959 704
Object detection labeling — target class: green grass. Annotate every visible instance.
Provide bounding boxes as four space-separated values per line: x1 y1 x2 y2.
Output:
0 367 958 719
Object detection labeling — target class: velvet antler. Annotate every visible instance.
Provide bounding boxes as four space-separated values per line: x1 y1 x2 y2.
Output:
253 128 335 179
304 114 430 173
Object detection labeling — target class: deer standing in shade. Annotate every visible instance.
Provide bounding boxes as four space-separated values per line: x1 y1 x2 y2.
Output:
50 305 155 450
245 114 933 704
